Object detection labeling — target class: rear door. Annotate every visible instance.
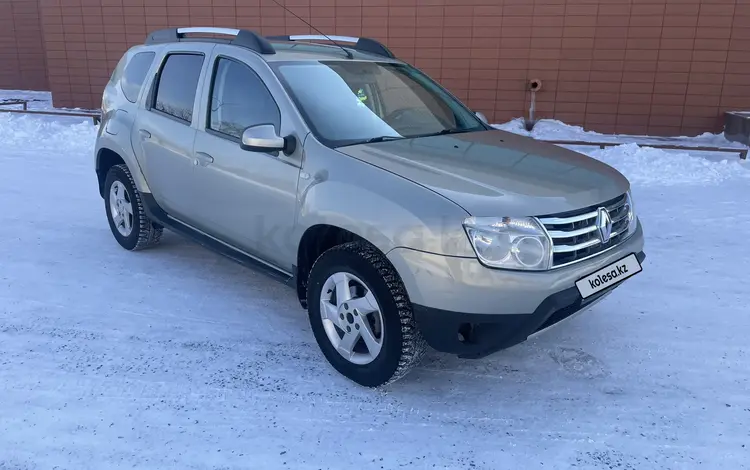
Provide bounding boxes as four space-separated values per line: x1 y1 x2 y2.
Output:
190 46 303 270
132 44 214 222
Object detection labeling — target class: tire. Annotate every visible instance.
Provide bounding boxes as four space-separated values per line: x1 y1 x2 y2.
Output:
103 164 163 251
306 241 427 387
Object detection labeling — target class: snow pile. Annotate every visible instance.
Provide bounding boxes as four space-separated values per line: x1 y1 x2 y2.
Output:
494 117 608 141
493 117 750 187
0 113 97 156
493 117 747 148
587 143 750 187
0 89 53 111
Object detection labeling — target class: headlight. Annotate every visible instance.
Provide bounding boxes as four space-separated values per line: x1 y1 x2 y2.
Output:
463 216 552 271
625 190 638 237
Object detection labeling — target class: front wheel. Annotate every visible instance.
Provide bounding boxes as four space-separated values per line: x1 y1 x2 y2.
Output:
306 241 427 387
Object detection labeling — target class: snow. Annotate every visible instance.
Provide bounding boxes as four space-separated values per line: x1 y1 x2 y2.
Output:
1 107 749 470
0 89 100 114
494 118 750 188
0 89 53 111
493 117 748 149
588 144 749 187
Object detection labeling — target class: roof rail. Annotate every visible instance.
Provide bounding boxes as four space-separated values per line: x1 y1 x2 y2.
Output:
145 27 276 55
267 35 396 59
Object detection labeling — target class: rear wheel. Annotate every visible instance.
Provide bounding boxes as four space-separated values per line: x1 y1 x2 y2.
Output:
306 241 427 387
103 164 163 251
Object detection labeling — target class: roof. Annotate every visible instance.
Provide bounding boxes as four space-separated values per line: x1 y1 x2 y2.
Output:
144 28 400 63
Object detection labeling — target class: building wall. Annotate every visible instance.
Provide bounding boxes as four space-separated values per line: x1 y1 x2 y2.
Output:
36 0 750 136
0 0 48 91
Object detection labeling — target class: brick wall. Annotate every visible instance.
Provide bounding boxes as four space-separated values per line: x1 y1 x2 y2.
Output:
0 0 47 91
37 0 750 136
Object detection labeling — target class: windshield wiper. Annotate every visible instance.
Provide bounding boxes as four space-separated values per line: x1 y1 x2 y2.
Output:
364 135 404 143
335 135 405 148
337 129 470 148
419 128 470 138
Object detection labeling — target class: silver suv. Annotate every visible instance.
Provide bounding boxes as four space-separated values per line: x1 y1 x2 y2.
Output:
96 28 646 387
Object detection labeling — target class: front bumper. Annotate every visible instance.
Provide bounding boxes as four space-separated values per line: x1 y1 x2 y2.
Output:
387 222 645 315
411 251 644 358
386 222 646 359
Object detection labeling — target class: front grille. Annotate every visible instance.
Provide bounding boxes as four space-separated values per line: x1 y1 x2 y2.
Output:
537 193 632 268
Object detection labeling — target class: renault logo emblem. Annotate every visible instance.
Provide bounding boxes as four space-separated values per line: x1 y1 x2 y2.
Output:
596 207 613 243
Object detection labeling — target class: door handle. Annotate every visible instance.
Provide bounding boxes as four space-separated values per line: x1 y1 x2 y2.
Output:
138 129 151 139
194 152 214 167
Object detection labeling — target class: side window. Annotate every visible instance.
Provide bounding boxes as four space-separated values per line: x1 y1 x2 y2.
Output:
153 53 205 123
121 52 155 103
208 57 281 139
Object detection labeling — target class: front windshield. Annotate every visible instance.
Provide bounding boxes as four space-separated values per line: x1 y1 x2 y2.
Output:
271 60 488 148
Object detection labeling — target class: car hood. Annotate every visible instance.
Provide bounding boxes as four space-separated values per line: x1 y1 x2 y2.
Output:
335 129 630 217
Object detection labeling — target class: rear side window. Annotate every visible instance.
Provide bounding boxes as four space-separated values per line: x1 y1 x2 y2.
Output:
121 52 155 103
108 55 126 86
153 53 205 123
208 57 281 139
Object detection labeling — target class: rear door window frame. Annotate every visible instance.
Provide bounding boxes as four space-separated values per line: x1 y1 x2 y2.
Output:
147 51 207 126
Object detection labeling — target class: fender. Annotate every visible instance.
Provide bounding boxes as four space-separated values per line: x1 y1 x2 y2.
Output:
293 140 476 258
95 139 152 196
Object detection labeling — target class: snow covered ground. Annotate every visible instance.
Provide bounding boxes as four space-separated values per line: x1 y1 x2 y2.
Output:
1 100 750 469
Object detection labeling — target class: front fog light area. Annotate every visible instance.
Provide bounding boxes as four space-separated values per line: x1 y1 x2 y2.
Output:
463 217 552 271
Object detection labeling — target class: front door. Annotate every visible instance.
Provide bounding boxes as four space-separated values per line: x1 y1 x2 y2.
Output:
191 50 301 270
131 46 212 223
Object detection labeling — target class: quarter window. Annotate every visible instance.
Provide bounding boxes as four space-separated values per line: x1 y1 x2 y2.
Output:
208 57 281 139
122 52 155 103
108 55 126 86
153 53 205 123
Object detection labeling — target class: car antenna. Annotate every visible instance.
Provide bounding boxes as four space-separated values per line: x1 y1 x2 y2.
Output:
268 0 354 59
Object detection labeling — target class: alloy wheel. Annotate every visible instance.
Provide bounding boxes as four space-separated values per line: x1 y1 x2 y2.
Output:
109 180 133 237
319 271 384 365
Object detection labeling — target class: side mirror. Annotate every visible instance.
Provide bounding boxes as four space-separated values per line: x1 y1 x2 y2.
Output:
241 124 290 154
475 111 489 125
